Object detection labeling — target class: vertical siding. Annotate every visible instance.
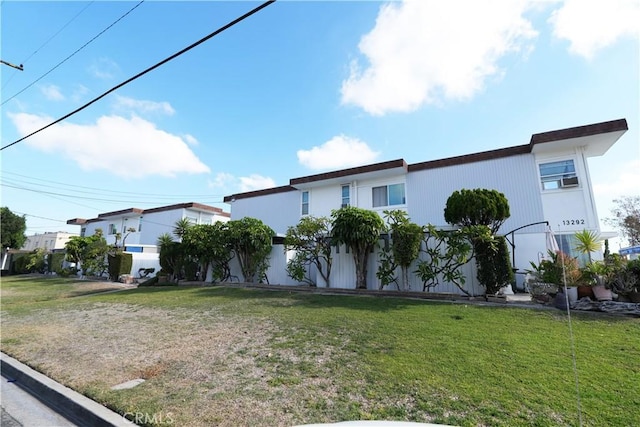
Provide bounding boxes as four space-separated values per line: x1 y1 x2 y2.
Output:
230 190 300 235
407 153 545 234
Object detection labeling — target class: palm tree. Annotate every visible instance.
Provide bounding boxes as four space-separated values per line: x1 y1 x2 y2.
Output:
573 229 602 264
156 233 174 248
173 218 192 241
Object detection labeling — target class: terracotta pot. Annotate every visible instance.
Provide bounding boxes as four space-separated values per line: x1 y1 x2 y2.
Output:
592 285 613 301
577 285 594 300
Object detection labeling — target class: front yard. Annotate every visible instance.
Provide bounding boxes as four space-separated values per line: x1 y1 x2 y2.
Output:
1 275 639 426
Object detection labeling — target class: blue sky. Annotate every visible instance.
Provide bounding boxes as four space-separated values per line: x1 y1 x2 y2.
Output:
1 0 638 248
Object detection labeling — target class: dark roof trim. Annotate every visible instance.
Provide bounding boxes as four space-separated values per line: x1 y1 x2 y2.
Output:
98 208 144 218
408 144 530 172
66 218 87 225
530 118 628 145
223 185 297 203
142 202 228 216
290 159 408 186
68 202 229 224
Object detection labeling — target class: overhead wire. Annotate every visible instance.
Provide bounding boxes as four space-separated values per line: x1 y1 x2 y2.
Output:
1 0 144 106
1 0 277 150
1 182 226 205
1 1 95 90
1 170 227 200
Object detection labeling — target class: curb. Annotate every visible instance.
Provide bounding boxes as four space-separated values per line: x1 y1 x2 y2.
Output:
1 352 136 427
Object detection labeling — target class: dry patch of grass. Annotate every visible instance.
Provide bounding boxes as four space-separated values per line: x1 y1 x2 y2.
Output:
1 302 352 426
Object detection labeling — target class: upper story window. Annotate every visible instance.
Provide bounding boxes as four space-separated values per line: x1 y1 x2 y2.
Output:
301 191 309 215
80 227 86 237
341 185 350 208
109 223 117 235
372 183 406 208
186 216 198 224
539 159 577 190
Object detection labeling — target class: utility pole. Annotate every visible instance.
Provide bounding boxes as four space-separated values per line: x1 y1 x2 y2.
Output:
0 59 23 71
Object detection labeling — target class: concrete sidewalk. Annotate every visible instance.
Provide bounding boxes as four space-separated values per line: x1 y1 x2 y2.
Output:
1 352 136 427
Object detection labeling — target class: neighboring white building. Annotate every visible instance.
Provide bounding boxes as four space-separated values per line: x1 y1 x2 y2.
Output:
21 231 78 251
67 202 231 252
223 119 628 292
66 202 230 279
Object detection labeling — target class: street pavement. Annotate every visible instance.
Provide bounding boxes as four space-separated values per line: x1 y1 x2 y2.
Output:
1 374 78 427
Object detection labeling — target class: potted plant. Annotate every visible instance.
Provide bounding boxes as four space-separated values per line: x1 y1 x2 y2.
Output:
527 250 580 305
580 260 613 301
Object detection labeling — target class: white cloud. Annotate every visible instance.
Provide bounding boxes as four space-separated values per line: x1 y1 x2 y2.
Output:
208 172 275 193
297 135 380 170
208 172 235 189
40 84 64 101
114 95 175 115
8 112 210 178
341 0 538 115
89 57 120 79
239 174 276 192
549 0 640 59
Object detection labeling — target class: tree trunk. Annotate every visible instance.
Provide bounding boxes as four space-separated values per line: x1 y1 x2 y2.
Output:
353 250 369 289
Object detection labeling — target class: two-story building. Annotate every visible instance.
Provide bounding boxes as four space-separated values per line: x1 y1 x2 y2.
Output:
21 231 78 252
67 202 230 278
223 119 628 292
67 202 230 252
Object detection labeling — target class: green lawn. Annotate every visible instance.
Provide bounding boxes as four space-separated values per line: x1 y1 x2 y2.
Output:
1 275 639 427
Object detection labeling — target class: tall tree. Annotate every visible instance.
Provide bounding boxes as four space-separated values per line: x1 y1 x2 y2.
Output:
605 196 640 246
444 188 510 234
64 228 108 276
227 217 274 283
284 216 333 287
183 222 234 282
331 206 385 290
1 207 27 249
377 210 423 291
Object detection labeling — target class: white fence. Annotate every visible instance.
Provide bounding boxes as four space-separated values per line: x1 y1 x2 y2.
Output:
227 239 485 296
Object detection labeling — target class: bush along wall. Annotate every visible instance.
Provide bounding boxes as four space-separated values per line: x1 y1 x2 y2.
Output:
108 252 133 282
475 235 514 295
48 252 66 274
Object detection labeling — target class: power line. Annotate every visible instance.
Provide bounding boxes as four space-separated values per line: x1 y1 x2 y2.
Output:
12 211 68 223
1 1 94 90
1 0 277 150
0 1 144 106
1 170 227 199
1 182 225 205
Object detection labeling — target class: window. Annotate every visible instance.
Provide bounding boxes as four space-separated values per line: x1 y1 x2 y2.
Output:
301 191 309 215
138 218 142 232
539 160 577 190
109 223 117 235
186 216 198 224
372 183 406 207
341 185 350 207
80 227 86 237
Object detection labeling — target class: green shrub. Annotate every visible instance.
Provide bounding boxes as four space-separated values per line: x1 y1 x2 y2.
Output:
48 252 66 273
12 254 30 274
475 235 514 295
108 252 133 281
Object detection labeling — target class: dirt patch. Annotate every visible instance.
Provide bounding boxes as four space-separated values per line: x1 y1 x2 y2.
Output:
1 302 351 426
